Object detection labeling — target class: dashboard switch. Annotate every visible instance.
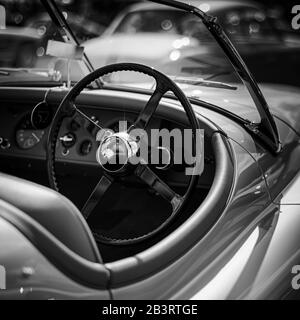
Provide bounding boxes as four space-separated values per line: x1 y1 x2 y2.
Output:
59 132 76 148
0 138 11 150
80 140 93 156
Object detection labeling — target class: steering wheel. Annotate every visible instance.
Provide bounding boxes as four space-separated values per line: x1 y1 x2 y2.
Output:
47 63 201 245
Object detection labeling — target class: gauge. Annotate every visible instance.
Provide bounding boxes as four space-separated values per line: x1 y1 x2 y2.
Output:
16 112 47 150
31 101 53 130
16 129 45 150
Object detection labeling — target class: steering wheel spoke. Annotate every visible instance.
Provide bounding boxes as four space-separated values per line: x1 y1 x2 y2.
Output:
133 82 168 130
135 164 182 211
82 174 114 219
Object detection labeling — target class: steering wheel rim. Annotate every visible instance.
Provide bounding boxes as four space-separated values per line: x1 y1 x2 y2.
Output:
47 63 202 245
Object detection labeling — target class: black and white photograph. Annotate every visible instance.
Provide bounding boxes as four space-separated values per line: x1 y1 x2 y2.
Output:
0 0 300 304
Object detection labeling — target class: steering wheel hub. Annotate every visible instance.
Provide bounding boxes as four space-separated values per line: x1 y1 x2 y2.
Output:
96 131 138 174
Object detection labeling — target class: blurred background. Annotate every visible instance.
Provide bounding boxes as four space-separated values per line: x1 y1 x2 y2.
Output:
0 0 300 87
1 0 299 26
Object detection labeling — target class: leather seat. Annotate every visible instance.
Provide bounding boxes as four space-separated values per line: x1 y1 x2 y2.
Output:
0 172 102 263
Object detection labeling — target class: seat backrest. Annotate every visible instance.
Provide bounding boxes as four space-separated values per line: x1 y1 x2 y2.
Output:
0 173 102 263
0 199 110 289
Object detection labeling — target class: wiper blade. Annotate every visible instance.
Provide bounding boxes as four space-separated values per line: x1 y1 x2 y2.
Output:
0 67 64 82
169 75 237 91
0 70 10 76
0 68 45 76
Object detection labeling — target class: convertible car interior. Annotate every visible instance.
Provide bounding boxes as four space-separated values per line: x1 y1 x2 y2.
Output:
0 78 233 265
2 0 300 301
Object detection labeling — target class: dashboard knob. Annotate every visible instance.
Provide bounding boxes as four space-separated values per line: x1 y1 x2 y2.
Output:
80 140 93 156
59 132 76 148
0 138 11 150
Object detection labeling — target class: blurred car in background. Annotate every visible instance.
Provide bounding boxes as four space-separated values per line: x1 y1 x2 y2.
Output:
26 12 105 44
0 8 104 69
0 27 41 68
84 0 300 87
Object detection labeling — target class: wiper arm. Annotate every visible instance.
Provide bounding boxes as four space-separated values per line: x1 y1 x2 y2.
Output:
169 75 237 91
0 70 10 76
0 67 62 80
41 0 102 89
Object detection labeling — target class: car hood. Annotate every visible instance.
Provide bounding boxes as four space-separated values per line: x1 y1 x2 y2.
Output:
191 82 300 135
125 81 300 135
259 84 300 134
84 33 199 65
191 83 300 134
83 34 300 135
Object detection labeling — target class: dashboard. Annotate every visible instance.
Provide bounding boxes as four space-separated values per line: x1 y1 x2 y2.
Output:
0 87 216 191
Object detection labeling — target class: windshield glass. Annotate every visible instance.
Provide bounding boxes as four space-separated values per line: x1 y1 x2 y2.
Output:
0 0 103 84
1 0 286 123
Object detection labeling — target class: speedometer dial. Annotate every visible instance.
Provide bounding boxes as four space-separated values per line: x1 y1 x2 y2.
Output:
16 129 45 150
15 106 52 150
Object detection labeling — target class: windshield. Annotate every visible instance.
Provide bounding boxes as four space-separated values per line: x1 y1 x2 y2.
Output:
1 0 287 123
0 0 103 84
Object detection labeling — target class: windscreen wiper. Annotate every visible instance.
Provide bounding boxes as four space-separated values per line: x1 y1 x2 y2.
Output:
41 0 102 88
169 75 237 91
0 70 10 76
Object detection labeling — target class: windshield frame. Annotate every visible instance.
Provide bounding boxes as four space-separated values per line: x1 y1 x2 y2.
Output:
41 0 280 153
149 0 280 154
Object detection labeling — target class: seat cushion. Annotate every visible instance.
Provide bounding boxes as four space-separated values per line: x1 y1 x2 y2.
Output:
0 172 102 263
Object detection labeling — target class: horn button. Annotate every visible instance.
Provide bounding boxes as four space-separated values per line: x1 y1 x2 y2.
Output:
96 132 138 174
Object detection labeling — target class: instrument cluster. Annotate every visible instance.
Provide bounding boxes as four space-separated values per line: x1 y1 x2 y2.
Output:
12 103 200 181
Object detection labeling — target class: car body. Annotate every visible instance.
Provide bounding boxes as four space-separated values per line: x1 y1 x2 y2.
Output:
25 12 105 44
84 0 300 87
0 0 299 300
